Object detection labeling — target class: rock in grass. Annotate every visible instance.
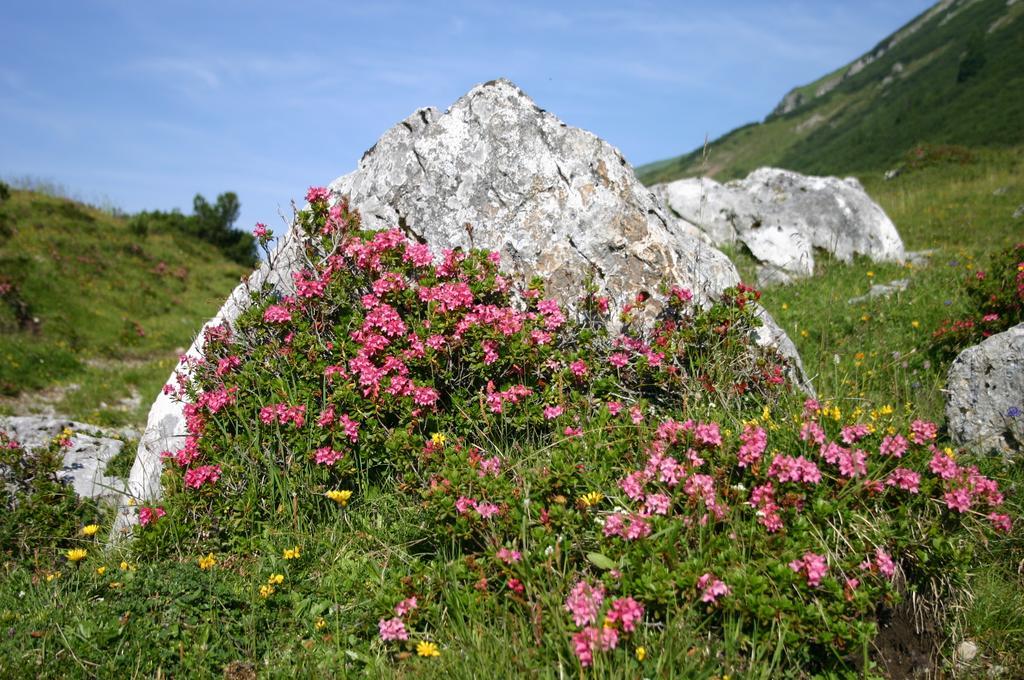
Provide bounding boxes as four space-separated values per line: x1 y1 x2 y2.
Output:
946 322 1024 454
118 78 808 534
650 168 906 284
0 416 129 503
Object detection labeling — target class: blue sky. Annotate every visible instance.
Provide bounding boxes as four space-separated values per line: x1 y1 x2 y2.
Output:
0 0 935 234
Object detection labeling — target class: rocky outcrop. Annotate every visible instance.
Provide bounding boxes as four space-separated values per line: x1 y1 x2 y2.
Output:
946 323 1024 454
0 416 130 503
650 168 905 284
119 78 809 534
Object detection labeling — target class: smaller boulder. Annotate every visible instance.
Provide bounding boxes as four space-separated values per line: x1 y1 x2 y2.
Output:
946 323 1024 454
0 416 130 503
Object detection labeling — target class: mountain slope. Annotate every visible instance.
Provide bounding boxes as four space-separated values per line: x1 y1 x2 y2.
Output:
0 186 247 422
638 0 1024 184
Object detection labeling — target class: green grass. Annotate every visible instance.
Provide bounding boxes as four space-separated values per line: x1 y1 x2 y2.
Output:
638 0 1024 184
1 145 1023 677
0 187 246 423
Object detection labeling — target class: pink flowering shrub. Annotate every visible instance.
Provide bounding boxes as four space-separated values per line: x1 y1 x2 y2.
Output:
141 188 1015 674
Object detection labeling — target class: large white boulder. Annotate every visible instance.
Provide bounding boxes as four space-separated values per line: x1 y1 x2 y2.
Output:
650 168 905 283
117 79 809 535
946 323 1024 454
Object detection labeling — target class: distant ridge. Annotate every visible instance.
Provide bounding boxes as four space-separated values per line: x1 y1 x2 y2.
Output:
638 0 1024 185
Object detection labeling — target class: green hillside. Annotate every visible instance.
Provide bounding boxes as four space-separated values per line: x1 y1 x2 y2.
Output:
638 0 1024 184
0 185 248 425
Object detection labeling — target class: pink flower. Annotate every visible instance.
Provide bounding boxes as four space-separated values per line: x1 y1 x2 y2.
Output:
837 449 867 478
630 406 644 424
737 424 767 467
305 186 330 203
694 422 722 447
183 465 221 489
478 456 502 477
313 446 344 466
565 580 605 627
929 448 959 479
138 506 166 526
394 596 418 617
455 497 477 515
543 405 564 420
608 597 644 632
944 487 972 513
476 502 500 519
909 419 938 444
378 617 408 641
643 493 671 516
252 223 269 238
338 413 360 442
989 513 1012 533
609 352 629 368
569 360 588 378
607 401 623 416
697 573 731 603
496 547 522 564
800 421 825 445
564 426 583 437
840 423 871 444
885 467 920 493
507 578 525 594
879 434 908 458
789 552 828 587
263 305 292 323
873 548 896 578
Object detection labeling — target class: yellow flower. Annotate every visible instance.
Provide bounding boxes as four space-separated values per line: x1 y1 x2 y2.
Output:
579 491 603 508
866 271 875 278
283 546 301 560
431 432 446 447
911 320 920 329
81 524 100 537
268 573 285 585
326 490 353 507
109 582 122 589
416 640 441 658
636 646 647 661
259 584 275 598
800 329 809 338
66 548 88 563
880 404 894 416
781 303 788 310
120 561 130 571
198 553 216 570
315 617 327 631
860 314 870 322
96 566 107 576
45 572 59 582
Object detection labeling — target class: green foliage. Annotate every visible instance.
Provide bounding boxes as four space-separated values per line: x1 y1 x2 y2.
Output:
130 191 256 267
932 242 1024 358
638 0 1024 184
0 429 103 559
114 192 1010 676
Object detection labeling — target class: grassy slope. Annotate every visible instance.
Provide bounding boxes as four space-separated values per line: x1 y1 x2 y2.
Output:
0 189 247 426
637 0 1024 184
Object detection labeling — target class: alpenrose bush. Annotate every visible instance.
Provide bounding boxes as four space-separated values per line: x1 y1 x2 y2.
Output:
932 242 1024 357
135 187 1013 673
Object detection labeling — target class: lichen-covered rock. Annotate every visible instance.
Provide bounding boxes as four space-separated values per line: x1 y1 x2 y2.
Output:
120 78 808 533
330 79 742 315
0 416 130 503
946 323 1024 454
650 168 905 283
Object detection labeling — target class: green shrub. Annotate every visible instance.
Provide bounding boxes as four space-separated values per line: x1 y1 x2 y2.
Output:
932 242 1024 357
127 188 1012 675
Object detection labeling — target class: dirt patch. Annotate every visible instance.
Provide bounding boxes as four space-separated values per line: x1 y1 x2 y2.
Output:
871 601 945 679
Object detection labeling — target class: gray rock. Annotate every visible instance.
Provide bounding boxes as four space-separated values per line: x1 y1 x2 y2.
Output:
120 78 810 533
955 639 979 665
847 279 910 305
650 168 906 283
946 323 1024 454
0 416 129 503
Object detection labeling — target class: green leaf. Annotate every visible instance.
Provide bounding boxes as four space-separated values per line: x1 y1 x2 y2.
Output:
586 552 616 571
